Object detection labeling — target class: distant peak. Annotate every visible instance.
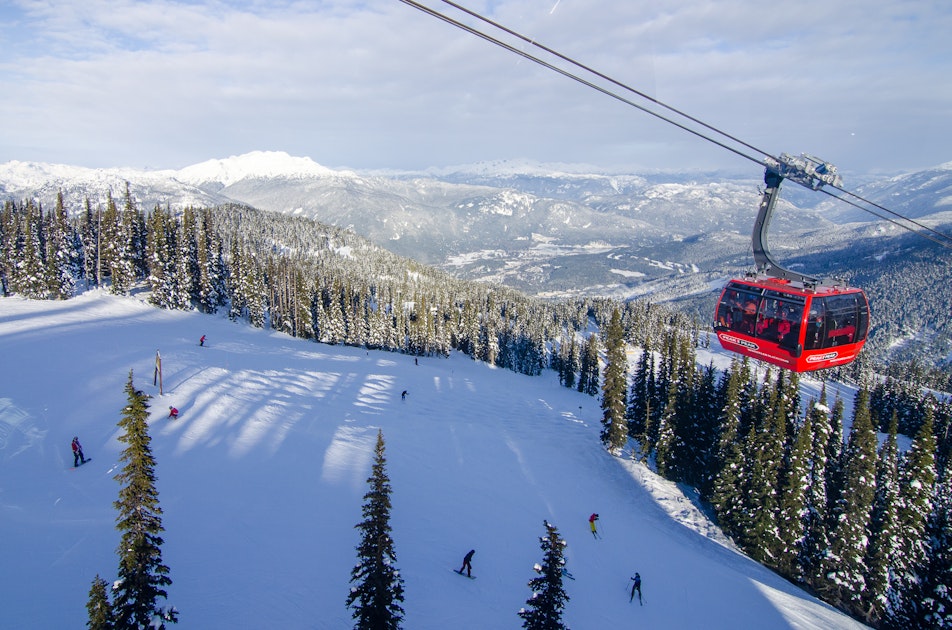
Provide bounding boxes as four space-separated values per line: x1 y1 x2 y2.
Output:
175 151 346 186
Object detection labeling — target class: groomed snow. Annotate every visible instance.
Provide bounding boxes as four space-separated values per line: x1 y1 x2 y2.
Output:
0 291 866 629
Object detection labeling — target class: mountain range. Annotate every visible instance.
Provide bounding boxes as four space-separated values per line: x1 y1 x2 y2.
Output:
3 152 951 360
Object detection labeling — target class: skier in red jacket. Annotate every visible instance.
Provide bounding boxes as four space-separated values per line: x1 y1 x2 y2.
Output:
168 406 179 419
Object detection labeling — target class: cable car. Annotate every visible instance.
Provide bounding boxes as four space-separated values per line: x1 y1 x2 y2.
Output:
714 278 869 372
713 154 870 372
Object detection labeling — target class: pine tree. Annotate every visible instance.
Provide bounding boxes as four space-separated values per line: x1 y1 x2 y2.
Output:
776 410 812 581
711 434 747 542
887 405 938 627
626 338 653 450
917 475 952 628
519 521 570 630
346 430 405 629
47 190 75 299
86 574 115 630
577 333 600 396
861 412 901 625
688 362 719 494
600 308 628 453
564 334 579 391
709 359 743 501
12 199 48 298
146 206 175 309
819 387 878 615
801 388 833 589
79 197 100 287
112 371 176 628
108 188 138 294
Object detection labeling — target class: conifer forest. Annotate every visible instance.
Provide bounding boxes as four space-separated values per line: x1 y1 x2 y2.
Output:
2 188 951 629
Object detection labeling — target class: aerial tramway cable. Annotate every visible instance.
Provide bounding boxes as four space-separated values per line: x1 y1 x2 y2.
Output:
398 0 952 251
396 0 767 168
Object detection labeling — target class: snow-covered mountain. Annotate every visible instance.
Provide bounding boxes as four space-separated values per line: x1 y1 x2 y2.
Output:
817 161 952 223
0 160 225 211
0 290 867 629
2 151 950 301
175 150 352 189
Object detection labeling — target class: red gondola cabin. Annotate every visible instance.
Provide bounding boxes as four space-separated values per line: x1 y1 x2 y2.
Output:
714 277 869 372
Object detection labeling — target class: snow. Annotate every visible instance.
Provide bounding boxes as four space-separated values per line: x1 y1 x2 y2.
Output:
0 291 867 629
174 150 350 187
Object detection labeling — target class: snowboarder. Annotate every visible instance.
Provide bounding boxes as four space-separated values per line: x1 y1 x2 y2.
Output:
589 513 599 538
200 334 206 347
71 436 87 467
401 390 408 401
630 572 642 604
168 406 179 419
459 549 475 577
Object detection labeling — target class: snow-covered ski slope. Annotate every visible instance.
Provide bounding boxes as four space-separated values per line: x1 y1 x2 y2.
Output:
0 291 866 629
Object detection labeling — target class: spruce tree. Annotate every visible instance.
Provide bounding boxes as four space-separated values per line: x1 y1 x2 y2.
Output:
917 475 952 629
80 197 100 288
564 335 579 391
112 371 176 628
346 430 405 629
47 190 75 299
12 200 47 298
577 333 600 396
861 412 901 624
887 406 938 627
819 387 878 615
802 388 832 589
776 411 812 581
626 338 653 449
519 521 570 630
709 359 743 500
600 308 628 453
86 574 115 630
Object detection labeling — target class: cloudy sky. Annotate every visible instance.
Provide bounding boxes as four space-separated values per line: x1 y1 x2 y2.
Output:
1 0 950 176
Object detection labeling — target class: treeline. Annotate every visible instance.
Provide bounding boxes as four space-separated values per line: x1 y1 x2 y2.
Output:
0 190 682 382
621 331 952 628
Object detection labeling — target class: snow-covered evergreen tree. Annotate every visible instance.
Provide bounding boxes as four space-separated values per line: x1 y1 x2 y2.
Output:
801 388 833 588
862 411 901 624
886 405 938 626
600 308 628 454
46 191 75 299
820 387 878 616
111 371 177 628
12 200 48 298
518 520 570 630
776 410 811 581
917 474 952 628
346 429 405 629
577 333 600 397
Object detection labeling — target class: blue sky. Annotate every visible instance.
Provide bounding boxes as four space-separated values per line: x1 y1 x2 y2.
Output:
1 0 950 176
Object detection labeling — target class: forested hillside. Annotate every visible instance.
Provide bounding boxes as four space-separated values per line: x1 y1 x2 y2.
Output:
1 189 950 628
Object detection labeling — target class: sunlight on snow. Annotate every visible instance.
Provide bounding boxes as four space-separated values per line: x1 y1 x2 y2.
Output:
320 425 375 490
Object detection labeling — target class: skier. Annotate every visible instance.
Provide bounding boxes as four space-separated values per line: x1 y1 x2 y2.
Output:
401 390 408 401
630 572 642 604
200 334 206 347
459 549 475 577
71 436 87 467
589 513 599 538
168 406 179 419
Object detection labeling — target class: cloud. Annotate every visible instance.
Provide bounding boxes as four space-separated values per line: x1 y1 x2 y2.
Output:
1 0 950 174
